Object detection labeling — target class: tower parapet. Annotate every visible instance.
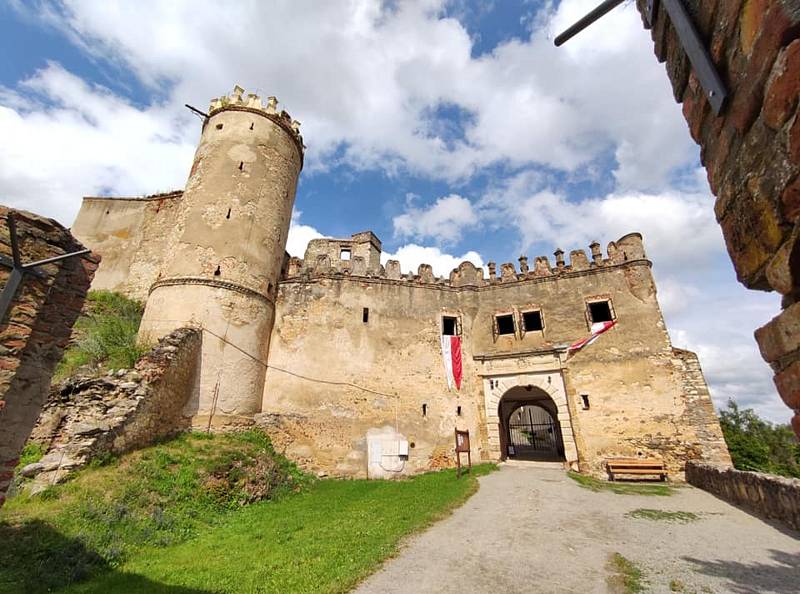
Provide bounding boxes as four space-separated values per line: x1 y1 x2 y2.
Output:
138 85 303 427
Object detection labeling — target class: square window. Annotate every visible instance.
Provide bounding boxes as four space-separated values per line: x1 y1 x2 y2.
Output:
522 310 543 331
442 316 459 336
340 248 351 261
496 314 515 335
588 300 613 323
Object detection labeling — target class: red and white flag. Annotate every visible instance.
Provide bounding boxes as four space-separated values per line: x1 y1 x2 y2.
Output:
441 335 463 390
567 320 617 355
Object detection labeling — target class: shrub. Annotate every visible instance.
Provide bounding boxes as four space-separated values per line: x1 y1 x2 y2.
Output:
720 400 800 478
54 291 147 380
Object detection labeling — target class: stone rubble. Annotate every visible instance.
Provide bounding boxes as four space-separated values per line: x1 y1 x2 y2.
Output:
20 327 201 494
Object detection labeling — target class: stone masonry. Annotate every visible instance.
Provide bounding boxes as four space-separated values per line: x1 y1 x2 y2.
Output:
0 207 97 506
19 327 201 492
632 0 800 434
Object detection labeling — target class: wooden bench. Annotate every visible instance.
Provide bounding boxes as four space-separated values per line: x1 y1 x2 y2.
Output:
606 458 667 481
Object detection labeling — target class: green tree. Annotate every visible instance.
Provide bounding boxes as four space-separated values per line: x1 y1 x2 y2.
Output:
719 400 800 478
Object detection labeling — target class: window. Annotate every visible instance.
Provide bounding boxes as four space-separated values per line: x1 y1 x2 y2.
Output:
588 300 614 323
442 315 460 336
216 123 223 130
521 310 543 332
495 314 515 335
340 248 351 261
362 307 369 323
581 394 590 410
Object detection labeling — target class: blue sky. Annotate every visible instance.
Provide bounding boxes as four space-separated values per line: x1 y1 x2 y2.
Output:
0 0 786 421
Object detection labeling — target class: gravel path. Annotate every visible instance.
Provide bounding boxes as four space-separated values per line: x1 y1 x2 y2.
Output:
354 464 800 593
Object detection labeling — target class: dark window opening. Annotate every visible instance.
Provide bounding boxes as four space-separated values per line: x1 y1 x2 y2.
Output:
216 123 223 130
249 122 254 130
496 314 515 335
581 394 590 410
238 161 243 171
362 307 369 323
213 266 221 276
588 300 613 323
522 310 543 331
456 405 462 416
226 208 231 219
422 403 427 417
442 316 459 336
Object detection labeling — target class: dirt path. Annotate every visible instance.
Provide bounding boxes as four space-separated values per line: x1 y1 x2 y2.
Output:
354 464 800 593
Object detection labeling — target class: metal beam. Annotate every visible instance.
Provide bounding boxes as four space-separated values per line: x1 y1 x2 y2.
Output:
0 214 92 324
554 0 625 47
661 0 727 114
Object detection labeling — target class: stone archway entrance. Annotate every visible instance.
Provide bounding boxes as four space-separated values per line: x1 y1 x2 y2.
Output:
482 370 579 467
500 388 564 461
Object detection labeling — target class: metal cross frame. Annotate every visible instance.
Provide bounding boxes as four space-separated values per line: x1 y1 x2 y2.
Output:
555 0 728 115
0 214 91 324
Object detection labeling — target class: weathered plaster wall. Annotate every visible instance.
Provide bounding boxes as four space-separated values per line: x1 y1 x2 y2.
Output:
138 87 304 427
0 207 97 505
71 192 182 301
632 0 800 433
19 328 200 491
262 234 730 479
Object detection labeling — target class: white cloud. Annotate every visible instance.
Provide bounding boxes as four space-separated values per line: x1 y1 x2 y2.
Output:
393 193 477 244
482 171 721 275
6 0 693 192
286 211 326 258
381 244 484 277
0 62 194 225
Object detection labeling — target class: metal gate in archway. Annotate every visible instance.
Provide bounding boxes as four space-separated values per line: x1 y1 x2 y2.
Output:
507 404 564 460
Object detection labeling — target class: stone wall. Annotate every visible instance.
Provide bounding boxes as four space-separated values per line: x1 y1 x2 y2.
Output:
20 327 201 491
686 461 800 531
632 0 800 432
0 207 98 506
262 234 730 479
71 192 183 301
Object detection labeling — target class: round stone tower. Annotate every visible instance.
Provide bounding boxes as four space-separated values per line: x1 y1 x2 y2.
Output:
138 85 303 427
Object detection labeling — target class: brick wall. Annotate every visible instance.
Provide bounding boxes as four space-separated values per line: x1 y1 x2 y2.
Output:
0 207 97 506
634 0 800 433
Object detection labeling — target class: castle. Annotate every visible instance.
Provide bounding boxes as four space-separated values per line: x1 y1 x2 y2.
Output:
70 86 731 478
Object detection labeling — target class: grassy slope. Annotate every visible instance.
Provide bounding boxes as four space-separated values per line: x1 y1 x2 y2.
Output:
69 465 495 594
1 431 306 593
3 429 494 594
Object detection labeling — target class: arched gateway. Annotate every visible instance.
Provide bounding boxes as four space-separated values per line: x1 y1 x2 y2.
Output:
500 388 564 461
483 372 579 466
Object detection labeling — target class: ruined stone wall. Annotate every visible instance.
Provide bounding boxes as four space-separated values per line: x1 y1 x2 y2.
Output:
0 207 97 505
263 234 729 479
21 327 201 491
71 192 182 301
687 461 800 531
633 0 800 432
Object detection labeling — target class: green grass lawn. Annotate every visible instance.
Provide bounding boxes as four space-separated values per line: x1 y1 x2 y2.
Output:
67 466 494 594
2 430 494 594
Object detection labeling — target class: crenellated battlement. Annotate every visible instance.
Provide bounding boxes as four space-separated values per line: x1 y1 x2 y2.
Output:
282 231 648 289
208 85 304 148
